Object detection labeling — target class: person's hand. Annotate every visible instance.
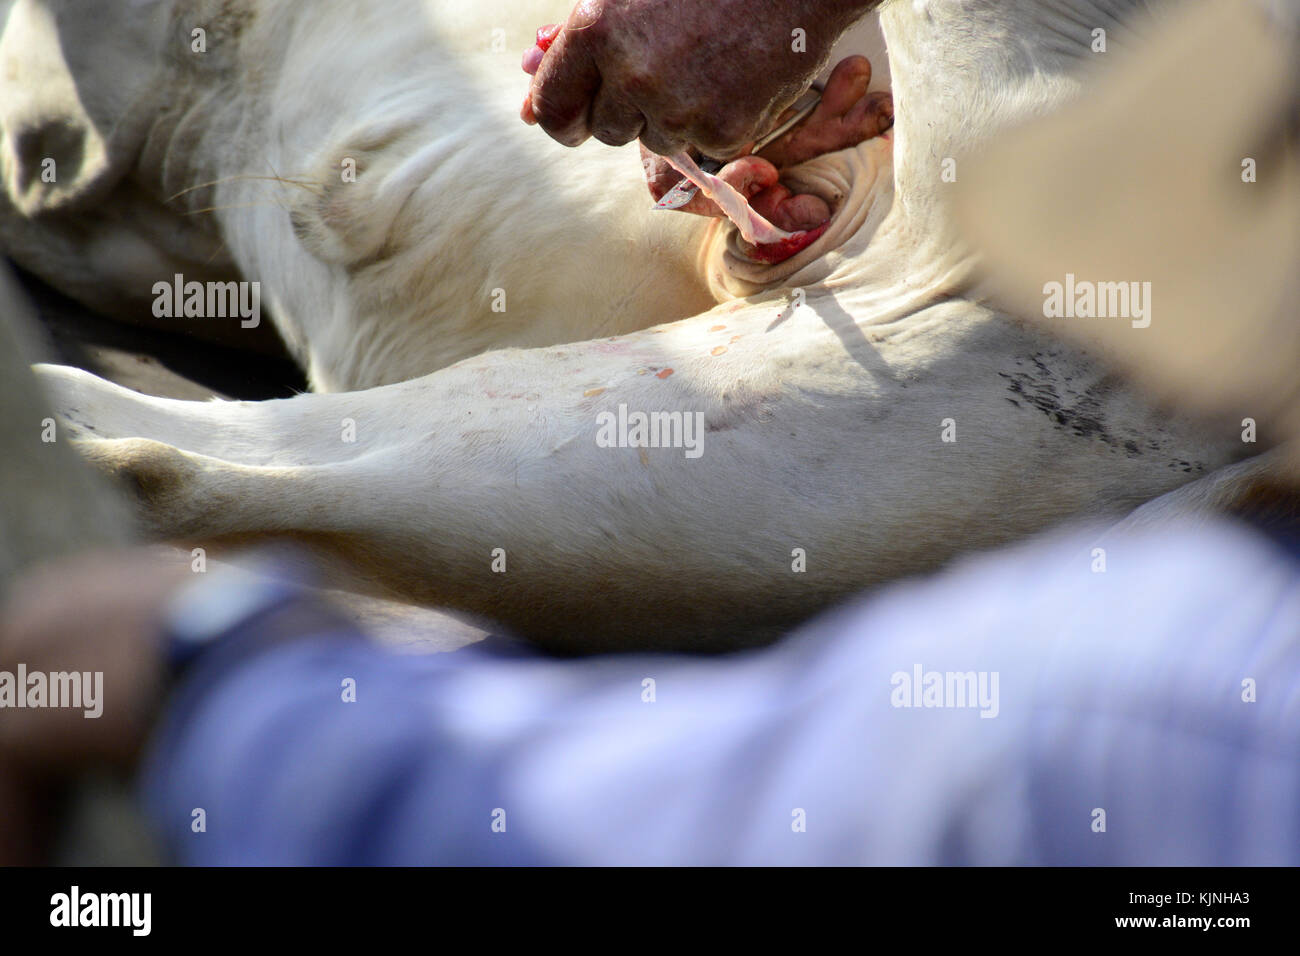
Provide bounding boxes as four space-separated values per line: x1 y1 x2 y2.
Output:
0 549 189 863
640 55 892 231
522 0 874 158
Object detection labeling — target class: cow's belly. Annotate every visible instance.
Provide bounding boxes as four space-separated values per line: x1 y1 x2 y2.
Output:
214 0 896 391
208 0 725 390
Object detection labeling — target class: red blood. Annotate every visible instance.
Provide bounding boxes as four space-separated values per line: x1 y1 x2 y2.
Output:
747 221 830 264
536 25 561 52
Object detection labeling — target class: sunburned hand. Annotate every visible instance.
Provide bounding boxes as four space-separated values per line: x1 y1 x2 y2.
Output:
641 55 892 232
520 0 875 157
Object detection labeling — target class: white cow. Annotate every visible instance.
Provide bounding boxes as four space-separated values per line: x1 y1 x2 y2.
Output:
6 0 1261 650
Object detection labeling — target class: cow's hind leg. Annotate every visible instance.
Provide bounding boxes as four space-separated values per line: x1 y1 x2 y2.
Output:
36 365 364 543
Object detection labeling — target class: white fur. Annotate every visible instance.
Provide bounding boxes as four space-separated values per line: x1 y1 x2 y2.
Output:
7 0 1258 649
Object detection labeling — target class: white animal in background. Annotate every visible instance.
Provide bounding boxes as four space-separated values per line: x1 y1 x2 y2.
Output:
3 0 1260 649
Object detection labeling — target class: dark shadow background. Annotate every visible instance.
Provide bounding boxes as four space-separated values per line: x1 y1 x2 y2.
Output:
12 264 308 402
